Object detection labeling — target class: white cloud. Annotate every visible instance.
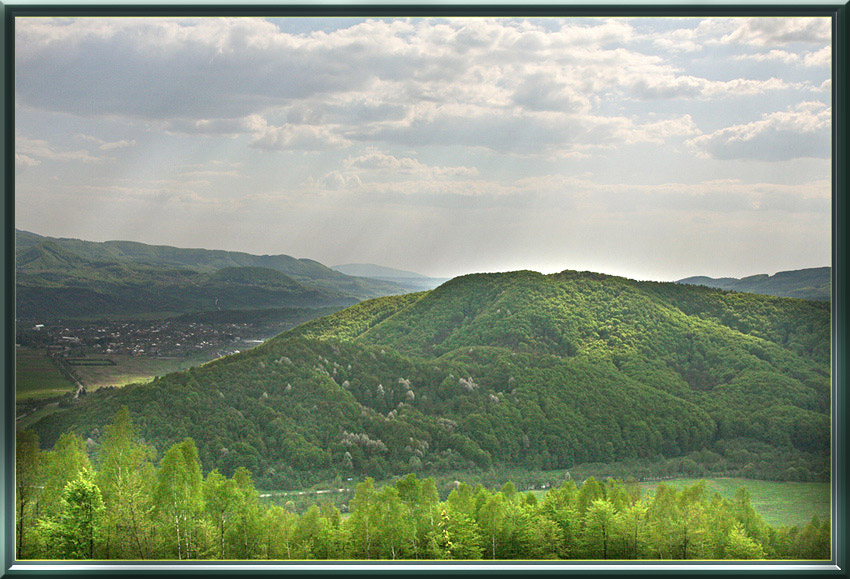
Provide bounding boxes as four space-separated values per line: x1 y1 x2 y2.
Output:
652 26 704 53
165 115 269 137
15 154 40 168
343 149 479 178
718 17 831 47
17 135 104 164
76 134 137 150
733 46 831 68
250 123 350 151
348 104 699 156
686 101 830 161
13 16 832 281
308 165 830 219
16 16 811 160
318 170 363 191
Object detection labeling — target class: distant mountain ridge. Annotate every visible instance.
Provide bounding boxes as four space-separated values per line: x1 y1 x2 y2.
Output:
676 267 830 301
332 263 427 279
332 262 449 292
15 230 411 319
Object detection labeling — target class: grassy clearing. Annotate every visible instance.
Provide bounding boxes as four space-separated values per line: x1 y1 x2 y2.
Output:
261 475 829 529
640 477 830 528
15 347 75 400
71 354 208 389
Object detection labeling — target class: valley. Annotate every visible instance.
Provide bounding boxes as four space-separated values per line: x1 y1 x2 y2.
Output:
13 235 834 562
24 270 831 490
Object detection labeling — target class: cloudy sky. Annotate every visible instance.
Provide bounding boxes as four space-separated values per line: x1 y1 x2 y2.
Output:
15 15 832 281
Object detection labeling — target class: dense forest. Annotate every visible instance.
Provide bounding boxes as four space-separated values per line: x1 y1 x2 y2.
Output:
28 270 831 489
15 230 408 318
677 267 830 302
16 410 830 561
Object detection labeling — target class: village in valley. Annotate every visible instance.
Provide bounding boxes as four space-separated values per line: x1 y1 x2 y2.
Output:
14 316 284 427
17 318 262 360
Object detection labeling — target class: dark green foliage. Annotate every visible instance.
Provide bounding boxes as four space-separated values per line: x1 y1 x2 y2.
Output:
29 270 829 489
15 230 410 319
677 267 830 301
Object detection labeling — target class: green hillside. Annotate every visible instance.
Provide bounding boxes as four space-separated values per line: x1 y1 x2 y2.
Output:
30 270 831 489
15 231 410 319
677 267 830 301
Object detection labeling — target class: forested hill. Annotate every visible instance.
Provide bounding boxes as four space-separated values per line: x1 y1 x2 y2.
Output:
676 267 830 301
15 230 409 318
31 270 831 489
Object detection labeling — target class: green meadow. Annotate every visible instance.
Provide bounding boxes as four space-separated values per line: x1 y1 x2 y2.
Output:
69 354 207 390
15 347 75 401
640 477 831 528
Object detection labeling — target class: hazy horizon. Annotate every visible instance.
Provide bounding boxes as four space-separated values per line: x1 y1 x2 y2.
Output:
15 16 832 283
17 225 830 284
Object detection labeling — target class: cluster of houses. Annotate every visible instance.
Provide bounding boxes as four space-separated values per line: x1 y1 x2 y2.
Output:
20 319 266 359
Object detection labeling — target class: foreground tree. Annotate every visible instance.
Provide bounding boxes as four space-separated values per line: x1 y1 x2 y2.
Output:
40 432 91 521
228 467 263 559
39 469 105 559
153 439 204 559
202 470 238 559
15 430 42 559
347 478 378 558
96 407 157 559
432 506 484 560
584 498 616 559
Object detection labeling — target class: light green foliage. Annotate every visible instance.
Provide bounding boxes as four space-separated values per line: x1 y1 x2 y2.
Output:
373 486 415 559
725 524 765 559
612 501 649 559
394 473 439 558
228 467 264 559
259 505 302 559
16 430 42 559
96 407 157 559
41 433 91 522
539 482 580 558
19 397 832 563
40 468 105 559
432 507 484 560
583 499 616 559
346 478 378 558
153 439 204 559
18 425 832 563
477 494 507 559
203 470 239 559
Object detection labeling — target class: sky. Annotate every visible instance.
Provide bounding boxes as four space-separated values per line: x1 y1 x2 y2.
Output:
14 15 832 281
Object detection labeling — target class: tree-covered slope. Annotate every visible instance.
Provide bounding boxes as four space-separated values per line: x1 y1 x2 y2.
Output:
30 270 831 488
15 231 411 318
16 250 358 318
677 267 830 301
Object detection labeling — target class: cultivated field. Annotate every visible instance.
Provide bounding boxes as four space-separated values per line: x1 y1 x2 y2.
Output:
69 354 207 389
15 347 75 400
